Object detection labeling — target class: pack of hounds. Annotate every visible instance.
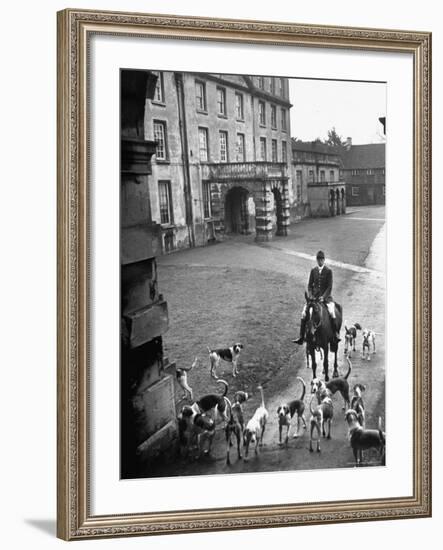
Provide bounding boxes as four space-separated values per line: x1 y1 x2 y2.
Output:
176 329 384 468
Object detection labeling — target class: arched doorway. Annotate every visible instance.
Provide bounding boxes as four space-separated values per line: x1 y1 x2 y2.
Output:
341 188 346 214
330 189 336 216
225 186 250 234
335 188 340 215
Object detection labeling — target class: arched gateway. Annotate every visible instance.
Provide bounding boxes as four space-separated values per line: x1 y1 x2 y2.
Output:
202 162 290 242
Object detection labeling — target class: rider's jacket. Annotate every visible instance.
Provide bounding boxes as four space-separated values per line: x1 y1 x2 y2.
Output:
308 265 333 301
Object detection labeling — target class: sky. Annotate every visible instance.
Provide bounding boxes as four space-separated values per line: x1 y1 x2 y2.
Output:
288 79 386 145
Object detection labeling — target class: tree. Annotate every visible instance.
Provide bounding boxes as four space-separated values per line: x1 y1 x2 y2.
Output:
325 127 346 148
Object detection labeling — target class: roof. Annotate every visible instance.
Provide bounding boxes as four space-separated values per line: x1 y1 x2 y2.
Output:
291 140 338 156
341 143 385 169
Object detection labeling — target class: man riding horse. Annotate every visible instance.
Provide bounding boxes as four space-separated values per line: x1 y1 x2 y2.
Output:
293 250 341 345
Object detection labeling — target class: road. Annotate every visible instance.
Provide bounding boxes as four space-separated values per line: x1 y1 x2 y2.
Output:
142 205 386 478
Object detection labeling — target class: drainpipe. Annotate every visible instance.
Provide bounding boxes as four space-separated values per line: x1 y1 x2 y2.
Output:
174 72 195 248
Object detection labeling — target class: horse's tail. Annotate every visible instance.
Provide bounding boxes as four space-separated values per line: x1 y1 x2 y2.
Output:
217 379 229 397
344 356 352 379
296 376 306 401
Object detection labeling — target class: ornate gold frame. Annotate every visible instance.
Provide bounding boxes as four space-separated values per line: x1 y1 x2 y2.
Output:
57 8 432 540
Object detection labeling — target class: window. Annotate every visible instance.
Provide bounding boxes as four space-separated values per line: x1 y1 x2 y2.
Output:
296 170 302 185
236 133 246 162
330 170 335 182
216 87 226 116
153 120 168 161
278 77 284 96
366 168 374 175
308 169 315 183
259 101 266 126
235 93 244 120
152 72 165 103
351 186 359 196
219 131 228 162
158 181 173 224
258 76 264 89
271 105 277 129
198 127 209 162
270 77 276 95
202 182 212 218
259 137 267 161
320 170 326 182
271 139 278 162
281 140 287 163
280 108 287 131
195 80 207 111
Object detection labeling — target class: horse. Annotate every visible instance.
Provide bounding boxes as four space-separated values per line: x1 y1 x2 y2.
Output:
304 292 342 381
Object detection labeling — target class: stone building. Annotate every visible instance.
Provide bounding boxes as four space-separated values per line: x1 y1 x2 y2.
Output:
340 140 386 206
145 72 294 248
291 140 346 217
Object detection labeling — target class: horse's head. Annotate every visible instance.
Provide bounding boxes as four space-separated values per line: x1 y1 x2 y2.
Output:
304 292 322 338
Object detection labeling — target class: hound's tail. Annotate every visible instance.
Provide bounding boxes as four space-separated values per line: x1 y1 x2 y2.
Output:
344 356 352 379
217 379 229 397
182 356 198 372
257 385 265 408
207 346 212 354
296 376 306 401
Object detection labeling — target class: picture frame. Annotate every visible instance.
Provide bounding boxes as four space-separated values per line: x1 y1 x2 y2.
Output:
57 8 432 540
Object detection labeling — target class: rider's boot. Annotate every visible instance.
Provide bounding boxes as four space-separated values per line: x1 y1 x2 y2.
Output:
292 318 306 344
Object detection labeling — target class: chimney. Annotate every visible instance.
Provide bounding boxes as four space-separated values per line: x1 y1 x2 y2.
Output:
346 137 352 151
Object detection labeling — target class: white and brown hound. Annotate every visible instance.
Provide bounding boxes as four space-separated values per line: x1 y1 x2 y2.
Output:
191 379 231 424
350 383 367 427
178 406 216 458
276 377 307 445
176 357 198 401
344 322 362 358
243 386 268 460
309 393 333 452
207 343 244 379
311 356 352 410
345 409 385 466
362 329 376 361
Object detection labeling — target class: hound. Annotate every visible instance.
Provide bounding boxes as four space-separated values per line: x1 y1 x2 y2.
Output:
362 329 376 360
225 402 244 465
309 394 333 452
191 380 231 424
345 409 385 466
311 356 352 410
178 406 216 458
276 377 307 445
176 357 198 401
351 383 367 427
243 386 268 460
344 322 362 358
207 343 244 379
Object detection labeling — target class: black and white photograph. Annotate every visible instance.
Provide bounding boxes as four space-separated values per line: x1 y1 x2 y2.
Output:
120 69 386 479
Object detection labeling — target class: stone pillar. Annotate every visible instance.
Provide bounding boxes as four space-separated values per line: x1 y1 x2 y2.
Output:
210 183 225 239
276 181 290 236
255 183 273 242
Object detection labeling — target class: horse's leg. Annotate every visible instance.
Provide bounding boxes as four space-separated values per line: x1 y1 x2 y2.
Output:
310 347 317 379
323 346 329 382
